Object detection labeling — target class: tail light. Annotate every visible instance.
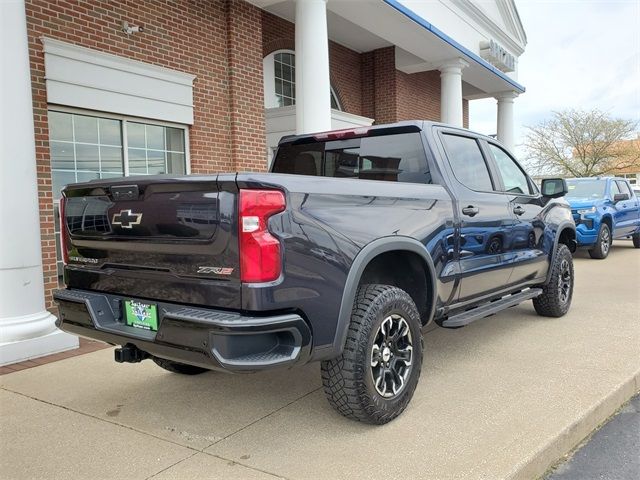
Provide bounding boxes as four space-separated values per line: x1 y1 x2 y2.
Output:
239 189 286 283
59 197 69 265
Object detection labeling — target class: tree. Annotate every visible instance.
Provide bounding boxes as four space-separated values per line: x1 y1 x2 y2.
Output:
523 109 640 177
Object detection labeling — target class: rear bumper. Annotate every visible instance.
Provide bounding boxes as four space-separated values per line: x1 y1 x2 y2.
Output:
53 289 312 372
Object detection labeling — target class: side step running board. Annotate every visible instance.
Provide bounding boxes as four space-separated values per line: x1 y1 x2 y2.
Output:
442 288 543 328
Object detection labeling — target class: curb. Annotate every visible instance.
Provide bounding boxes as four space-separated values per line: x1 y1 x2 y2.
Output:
508 368 640 480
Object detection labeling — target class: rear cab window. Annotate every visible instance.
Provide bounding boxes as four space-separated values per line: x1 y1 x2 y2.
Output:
271 131 431 184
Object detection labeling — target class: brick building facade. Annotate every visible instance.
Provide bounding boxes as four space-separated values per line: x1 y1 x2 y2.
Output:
25 0 478 311
1 0 526 364
26 0 266 309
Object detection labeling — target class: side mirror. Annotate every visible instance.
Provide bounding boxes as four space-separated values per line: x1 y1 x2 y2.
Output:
613 193 629 203
541 178 568 198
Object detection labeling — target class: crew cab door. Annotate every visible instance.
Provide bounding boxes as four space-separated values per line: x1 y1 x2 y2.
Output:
482 141 548 285
438 131 513 303
611 180 639 237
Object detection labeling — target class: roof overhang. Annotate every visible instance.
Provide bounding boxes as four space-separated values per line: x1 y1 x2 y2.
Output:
381 0 525 95
250 0 525 98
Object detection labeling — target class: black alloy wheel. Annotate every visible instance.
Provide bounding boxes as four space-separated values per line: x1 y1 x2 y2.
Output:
370 314 414 398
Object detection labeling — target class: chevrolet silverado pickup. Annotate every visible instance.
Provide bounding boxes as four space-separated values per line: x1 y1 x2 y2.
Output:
54 121 576 424
566 177 640 258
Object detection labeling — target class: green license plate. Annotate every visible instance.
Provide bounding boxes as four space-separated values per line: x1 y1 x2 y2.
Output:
124 300 158 331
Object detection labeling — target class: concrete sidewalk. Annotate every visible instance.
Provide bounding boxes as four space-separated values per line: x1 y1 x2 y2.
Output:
1 243 639 480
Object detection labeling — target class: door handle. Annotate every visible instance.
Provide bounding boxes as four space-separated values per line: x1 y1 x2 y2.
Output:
513 205 525 216
462 205 479 217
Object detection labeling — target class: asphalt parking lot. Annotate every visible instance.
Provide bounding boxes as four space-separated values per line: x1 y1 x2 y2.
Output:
547 393 639 480
1 243 639 480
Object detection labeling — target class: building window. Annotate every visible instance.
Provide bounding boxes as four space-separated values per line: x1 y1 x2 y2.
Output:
274 52 296 107
620 173 638 185
49 111 124 199
330 86 342 110
263 50 341 110
49 109 189 284
127 122 186 175
49 110 188 200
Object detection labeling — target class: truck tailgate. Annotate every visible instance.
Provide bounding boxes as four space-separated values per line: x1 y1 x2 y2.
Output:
61 175 241 309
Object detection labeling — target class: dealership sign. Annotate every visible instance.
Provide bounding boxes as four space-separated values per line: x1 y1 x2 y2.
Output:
480 40 516 72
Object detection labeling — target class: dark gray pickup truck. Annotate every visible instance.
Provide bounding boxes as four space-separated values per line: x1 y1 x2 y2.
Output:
54 121 576 424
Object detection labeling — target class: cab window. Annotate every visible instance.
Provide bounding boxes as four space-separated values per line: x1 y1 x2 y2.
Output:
615 180 632 197
487 143 532 195
441 134 493 191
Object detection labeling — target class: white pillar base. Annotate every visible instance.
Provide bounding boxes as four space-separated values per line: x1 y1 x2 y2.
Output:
0 321 78 367
0 0 78 369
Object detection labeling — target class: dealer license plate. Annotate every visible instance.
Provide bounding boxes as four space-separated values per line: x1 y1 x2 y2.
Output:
124 300 158 331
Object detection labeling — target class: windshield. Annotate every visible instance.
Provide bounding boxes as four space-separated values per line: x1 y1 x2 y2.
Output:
566 180 606 199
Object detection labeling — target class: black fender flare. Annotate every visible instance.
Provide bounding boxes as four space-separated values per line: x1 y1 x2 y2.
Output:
328 236 437 357
600 214 613 230
545 221 576 284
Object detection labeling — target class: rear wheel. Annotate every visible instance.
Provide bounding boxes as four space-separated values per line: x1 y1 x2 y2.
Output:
321 284 423 424
632 233 640 248
533 244 574 317
588 224 611 259
152 357 209 375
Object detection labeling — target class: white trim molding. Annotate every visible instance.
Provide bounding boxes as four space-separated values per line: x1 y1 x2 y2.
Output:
41 37 196 124
450 0 526 56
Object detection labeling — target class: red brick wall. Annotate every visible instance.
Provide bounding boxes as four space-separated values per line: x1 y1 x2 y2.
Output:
372 47 397 124
361 51 375 119
25 0 264 309
262 10 294 55
328 42 362 114
227 1 266 170
396 70 441 122
364 48 448 125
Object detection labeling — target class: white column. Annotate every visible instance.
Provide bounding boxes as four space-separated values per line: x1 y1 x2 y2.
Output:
0 0 78 366
295 0 331 134
496 91 518 151
438 58 469 127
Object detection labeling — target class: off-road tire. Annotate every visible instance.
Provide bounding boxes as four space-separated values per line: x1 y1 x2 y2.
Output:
152 357 209 375
321 284 423 424
632 233 640 248
533 244 574 317
588 223 611 259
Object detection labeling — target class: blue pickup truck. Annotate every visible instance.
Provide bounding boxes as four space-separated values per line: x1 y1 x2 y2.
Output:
566 177 640 258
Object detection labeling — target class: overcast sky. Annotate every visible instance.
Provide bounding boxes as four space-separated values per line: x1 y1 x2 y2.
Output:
469 0 640 157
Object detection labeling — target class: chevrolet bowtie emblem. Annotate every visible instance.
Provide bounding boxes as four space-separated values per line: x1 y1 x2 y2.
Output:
112 209 143 229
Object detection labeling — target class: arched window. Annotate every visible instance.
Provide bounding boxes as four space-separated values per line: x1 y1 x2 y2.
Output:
263 50 341 110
